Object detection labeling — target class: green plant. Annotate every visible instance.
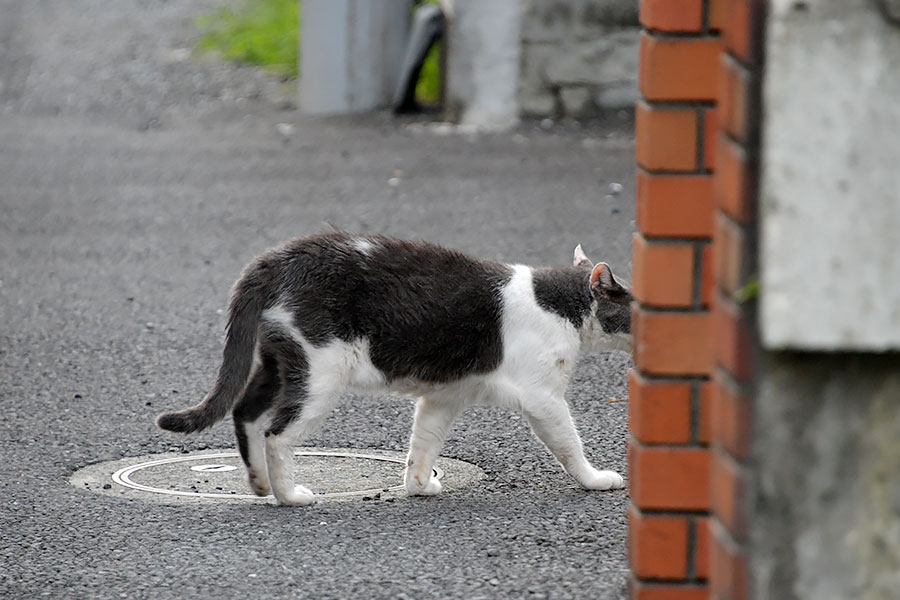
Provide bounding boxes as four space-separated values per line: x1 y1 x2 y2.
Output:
196 0 300 79
413 0 442 105
415 42 442 105
735 276 760 304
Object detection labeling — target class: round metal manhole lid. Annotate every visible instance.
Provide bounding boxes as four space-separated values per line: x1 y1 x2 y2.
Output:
71 448 484 504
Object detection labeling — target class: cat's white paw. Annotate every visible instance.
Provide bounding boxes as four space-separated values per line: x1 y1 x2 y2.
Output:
581 469 625 491
276 485 316 506
247 469 272 496
405 471 442 496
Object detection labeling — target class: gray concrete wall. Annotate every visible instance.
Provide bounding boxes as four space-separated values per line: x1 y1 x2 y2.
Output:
761 0 900 350
753 353 900 600
755 3 900 598
519 0 639 117
300 0 409 114
301 0 637 121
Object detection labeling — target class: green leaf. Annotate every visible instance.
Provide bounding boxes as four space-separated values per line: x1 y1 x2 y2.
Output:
734 277 760 304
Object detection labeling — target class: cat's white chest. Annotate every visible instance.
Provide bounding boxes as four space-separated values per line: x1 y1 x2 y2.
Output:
502 267 580 359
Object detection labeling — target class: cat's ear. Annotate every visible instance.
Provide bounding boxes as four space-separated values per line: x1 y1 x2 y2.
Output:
590 262 631 304
573 244 592 268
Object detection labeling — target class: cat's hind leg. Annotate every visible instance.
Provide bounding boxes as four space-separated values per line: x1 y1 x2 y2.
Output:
264 348 344 506
405 396 464 496
522 394 624 491
233 352 280 496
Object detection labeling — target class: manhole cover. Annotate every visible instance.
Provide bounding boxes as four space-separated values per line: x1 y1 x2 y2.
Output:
71 448 484 504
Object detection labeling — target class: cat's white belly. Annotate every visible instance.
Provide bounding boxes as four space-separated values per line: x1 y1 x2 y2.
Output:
350 371 504 405
264 300 574 409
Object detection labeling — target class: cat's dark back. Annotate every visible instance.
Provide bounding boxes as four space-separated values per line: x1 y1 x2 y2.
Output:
248 232 514 382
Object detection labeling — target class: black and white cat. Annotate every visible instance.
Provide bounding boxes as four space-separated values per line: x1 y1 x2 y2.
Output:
157 232 632 506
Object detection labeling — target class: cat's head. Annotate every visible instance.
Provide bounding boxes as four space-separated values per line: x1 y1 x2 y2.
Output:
574 245 633 352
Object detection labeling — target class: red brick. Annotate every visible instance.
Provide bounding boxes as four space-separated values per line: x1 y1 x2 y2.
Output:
711 372 752 460
698 380 713 445
633 306 713 377
628 369 693 445
710 521 749 600
640 32 725 101
724 0 764 65
629 504 690 580
711 450 749 539
713 293 754 382
708 0 727 31
717 56 737 134
629 441 712 511
713 212 750 298
633 233 696 308
714 134 755 225
632 582 709 600
640 0 704 32
636 101 699 171
703 108 718 171
695 517 712 580
636 171 715 238
718 54 756 144
700 242 714 307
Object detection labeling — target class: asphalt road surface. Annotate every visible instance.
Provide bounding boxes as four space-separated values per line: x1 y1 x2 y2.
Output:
0 2 637 598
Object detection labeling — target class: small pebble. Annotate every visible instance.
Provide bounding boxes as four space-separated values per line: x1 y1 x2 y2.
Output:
169 48 191 62
275 123 294 138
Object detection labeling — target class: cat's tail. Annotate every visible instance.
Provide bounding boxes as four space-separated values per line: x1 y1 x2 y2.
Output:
156 268 268 434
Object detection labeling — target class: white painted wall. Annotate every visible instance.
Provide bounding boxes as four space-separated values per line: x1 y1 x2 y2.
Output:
761 0 900 350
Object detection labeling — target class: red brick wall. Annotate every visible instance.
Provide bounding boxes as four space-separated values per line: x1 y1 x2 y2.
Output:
709 2 763 599
629 1 762 599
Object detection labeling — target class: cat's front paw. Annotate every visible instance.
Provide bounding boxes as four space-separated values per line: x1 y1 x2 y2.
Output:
405 471 442 496
276 485 316 506
581 469 625 491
